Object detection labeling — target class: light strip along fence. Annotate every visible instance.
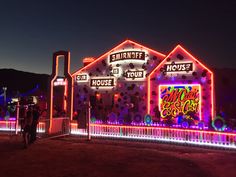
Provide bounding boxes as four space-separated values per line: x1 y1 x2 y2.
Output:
70 123 236 149
0 120 46 133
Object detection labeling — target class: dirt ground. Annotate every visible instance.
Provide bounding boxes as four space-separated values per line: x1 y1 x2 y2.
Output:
0 134 236 177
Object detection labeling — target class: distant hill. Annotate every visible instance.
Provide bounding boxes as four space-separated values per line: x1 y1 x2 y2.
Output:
0 68 236 117
0 69 49 96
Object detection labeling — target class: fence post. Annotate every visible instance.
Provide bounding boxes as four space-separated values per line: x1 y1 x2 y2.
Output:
87 101 91 141
15 101 19 135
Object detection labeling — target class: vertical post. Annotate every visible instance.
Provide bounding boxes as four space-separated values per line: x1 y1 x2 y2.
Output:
87 101 91 140
15 101 19 135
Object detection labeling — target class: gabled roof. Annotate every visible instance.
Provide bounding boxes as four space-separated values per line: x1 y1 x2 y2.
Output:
72 39 166 77
149 44 213 77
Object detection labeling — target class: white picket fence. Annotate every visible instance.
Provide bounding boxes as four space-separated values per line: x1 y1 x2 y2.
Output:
1 120 236 149
0 120 46 133
70 123 236 149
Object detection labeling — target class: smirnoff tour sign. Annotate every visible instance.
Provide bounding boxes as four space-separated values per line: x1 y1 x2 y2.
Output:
90 77 115 87
164 62 193 72
109 51 145 63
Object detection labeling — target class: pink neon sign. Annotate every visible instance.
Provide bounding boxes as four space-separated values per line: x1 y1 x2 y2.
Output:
159 84 201 120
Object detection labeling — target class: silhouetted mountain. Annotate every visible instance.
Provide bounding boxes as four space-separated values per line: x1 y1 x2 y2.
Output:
0 69 49 96
0 68 236 117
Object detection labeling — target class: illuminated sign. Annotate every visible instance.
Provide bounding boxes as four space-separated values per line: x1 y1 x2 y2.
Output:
76 74 88 82
159 84 201 120
90 77 115 87
109 51 145 63
54 78 66 86
111 67 122 77
164 62 193 72
112 68 119 74
125 70 144 79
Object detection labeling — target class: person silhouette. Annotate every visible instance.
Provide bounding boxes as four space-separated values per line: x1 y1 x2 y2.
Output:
30 105 40 144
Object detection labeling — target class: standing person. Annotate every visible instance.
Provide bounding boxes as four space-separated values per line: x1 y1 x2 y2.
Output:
23 106 33 148
19 106 27 134
30 105 40 144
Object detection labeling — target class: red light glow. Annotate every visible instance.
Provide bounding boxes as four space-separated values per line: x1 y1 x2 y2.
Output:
71 39 166 77
148 45 214 122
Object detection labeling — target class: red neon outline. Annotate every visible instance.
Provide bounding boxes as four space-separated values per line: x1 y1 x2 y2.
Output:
71 39 166 77
178 45 214 120
70 80 74 121
67 52 74 121
63 80 68 111
72 39 165 118
49 51 73 133
49 72 58 133
148 45 214 120
147 75 151 113
147 45 180 114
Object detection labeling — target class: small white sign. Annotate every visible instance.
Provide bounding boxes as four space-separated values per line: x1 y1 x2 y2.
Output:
76 74 89 82
90 77 115 87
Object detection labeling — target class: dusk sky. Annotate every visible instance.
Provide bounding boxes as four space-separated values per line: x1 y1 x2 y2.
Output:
0 0 235 74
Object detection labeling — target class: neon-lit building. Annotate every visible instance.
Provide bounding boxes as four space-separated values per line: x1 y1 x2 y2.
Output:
2 39 236 149
148 45 214 127
71 40 215 127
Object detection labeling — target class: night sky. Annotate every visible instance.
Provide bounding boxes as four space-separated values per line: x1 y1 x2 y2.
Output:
0 0 235 75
